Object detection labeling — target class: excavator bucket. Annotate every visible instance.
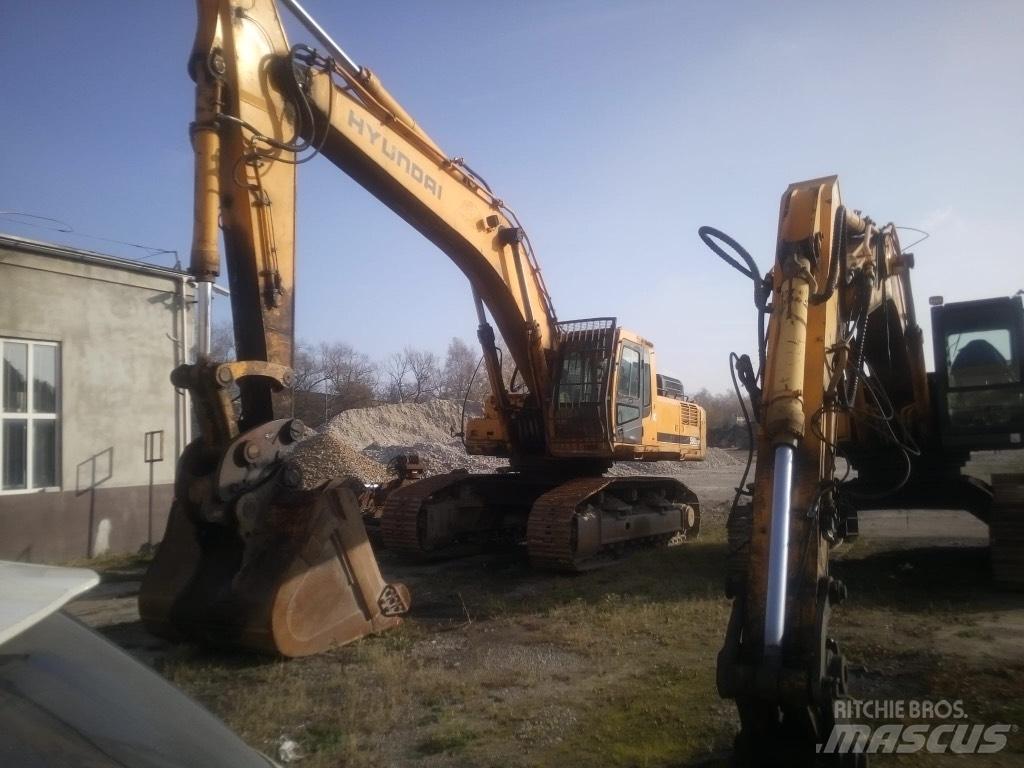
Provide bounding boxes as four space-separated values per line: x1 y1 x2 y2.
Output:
140 478 410 657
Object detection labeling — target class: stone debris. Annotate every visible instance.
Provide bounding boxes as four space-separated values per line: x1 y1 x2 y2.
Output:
608 447 742 476
364 441 507 475
327 400 470 452
290 399 741 486
327 400 507 476
289 432 389 487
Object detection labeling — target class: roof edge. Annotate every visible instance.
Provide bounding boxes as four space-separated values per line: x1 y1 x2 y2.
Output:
0 233 191 281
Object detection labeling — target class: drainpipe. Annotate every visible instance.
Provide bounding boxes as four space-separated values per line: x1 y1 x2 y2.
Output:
172 275 192 456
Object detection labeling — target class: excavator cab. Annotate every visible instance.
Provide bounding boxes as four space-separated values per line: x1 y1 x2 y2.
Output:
932 294 1024 449
546 318 654 454
547 319 703 461
549 319 618 456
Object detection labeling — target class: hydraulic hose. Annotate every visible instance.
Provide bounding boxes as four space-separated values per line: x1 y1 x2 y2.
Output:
698 226 769 377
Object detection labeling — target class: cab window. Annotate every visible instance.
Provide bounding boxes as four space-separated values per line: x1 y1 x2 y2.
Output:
617 346 641 399
556 350 606 408
616 345 641 426
641 348 652 415
944 325 1022 432
946 328 1018 387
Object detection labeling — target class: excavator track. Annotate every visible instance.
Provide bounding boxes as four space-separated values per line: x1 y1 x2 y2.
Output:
528 476 701 572
379 471 701 571
379 472 469 555
527 477 613 570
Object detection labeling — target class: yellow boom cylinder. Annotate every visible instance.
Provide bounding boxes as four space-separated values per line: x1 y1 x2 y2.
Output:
764 257 813 446
189 75 222 281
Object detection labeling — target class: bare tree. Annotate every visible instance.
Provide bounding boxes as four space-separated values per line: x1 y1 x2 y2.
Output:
291 340 324 393
406 347 440 403
383 346 440 403
440 337 488 403
288 340 329 426
384 351 412 403
690 388 735 428
691 388 750 448
285 339 380 426
319 341 378 412
209 319 235 360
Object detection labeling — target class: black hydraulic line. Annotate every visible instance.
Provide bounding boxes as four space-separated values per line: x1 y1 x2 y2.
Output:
845 300 870 407
698 225 769 377
810 205 846 305
455 354 485 448
698 226 762 284
728 352 756 517
842 445 913 501
456 159 493 193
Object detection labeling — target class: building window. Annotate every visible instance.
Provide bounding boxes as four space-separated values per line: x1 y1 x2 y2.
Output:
1 339 59 492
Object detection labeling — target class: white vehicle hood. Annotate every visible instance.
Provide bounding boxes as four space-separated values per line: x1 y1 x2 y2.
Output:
0 561 99 645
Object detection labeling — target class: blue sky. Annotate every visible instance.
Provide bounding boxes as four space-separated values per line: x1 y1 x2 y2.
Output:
2 1 1022 391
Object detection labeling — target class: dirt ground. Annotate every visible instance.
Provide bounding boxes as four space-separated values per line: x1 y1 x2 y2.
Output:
67 450 1024 767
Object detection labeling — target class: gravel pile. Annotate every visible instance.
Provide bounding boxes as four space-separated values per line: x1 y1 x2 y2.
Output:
608 447 742 476
364 441 508 475
327 400 507 476
310 400 742 483
703 447 744 468
327 400 469 452
289 432 390 488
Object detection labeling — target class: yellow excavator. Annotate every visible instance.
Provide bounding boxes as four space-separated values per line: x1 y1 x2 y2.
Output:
703 176 1023 765
140 0 706 657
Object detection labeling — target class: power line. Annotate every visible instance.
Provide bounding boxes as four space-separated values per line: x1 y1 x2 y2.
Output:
0 210 180 268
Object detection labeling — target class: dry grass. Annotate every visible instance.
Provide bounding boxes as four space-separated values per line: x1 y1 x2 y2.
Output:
76 512 1024 767
156 533 739 767
62 548 153 572
828 538 1024 766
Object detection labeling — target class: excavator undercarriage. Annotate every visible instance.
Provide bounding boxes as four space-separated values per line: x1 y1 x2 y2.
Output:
380 471 700 571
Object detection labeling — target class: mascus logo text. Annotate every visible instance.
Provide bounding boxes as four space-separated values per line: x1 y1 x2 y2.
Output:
347 111 443 200
818 723 1014 755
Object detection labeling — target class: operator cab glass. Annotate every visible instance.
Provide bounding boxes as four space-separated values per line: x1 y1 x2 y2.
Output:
556 350 606 408
616 345 641 425
933 296 1024 447
946 328 1016 388
614 342 648 445
550 318 617 447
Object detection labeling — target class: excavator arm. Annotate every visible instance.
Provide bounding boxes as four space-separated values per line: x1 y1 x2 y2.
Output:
708 177 1024 764
296 46 559 398
709 177 923 766
140 0 437 657
189 0 297 430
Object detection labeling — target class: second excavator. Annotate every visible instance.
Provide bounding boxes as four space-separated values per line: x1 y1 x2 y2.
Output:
704 176 1023 765
141 0 707 657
